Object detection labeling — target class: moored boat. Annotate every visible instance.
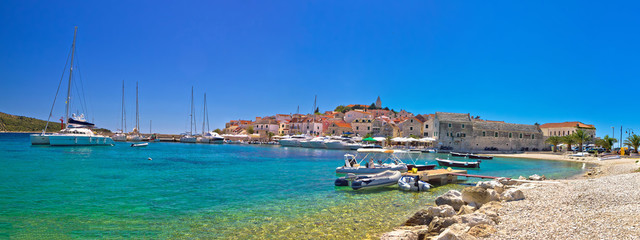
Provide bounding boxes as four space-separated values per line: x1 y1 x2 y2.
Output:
350 170 402 190
335 149 410 174
398 175 431 191
468 154 493 160
450 152 469 157
131 142 148 147
435 158 480 168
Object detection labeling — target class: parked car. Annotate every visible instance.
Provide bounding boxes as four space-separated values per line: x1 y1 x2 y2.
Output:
586 147 605 153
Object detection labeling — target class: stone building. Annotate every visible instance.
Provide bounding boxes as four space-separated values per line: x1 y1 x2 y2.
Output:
254 118 279 135
539 122 596 138
344 110 373 123
351 118 373 136
399 115 426 137
434 112 546 151
325 121 353 136
470 120 545 151
421 114 438 138
278 120 290 135
370 117 399 137
375 96 382 108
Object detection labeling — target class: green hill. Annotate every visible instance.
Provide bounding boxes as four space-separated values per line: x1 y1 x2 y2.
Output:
0 112 63 132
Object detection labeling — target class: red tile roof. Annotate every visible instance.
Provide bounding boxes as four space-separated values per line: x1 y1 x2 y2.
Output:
539 121 595 129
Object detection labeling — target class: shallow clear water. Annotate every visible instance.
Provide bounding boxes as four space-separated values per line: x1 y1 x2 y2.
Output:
0 133 584 239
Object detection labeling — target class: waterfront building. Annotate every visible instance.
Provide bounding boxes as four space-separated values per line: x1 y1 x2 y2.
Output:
421 114 438 138
539 121 596 138
275 114 292 122
324 121 353 136
254 118 279 135
398 115 426 137
351 118 373 136
371 116 399 137
344 110 373 123
278 120 290 135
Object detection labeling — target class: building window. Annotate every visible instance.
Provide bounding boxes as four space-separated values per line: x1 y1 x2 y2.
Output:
509 133 512 138
424 132 429 137
482 131 486 137
448 123 452 128
356 126 359 130
332 130 335 134
495 132 498 137
425 124 429 129
462 124 465 129
411 119 413 123
447 132 449 137
519 133 523 138
367 127 370 130
532 134 535 139
435 132 438 136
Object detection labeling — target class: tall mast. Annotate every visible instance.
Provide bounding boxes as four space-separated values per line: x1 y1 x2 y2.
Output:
64 26 78 128
205 93 210 132
136 81 139 131
202 93 206 134
190 86 194 135
121 80 125 132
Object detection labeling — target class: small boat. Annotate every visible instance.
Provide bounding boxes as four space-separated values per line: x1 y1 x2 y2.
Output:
336 150 409 174
435 158 480 168
350 170 402 190
131 142 148 147
468 154 493 160
598 155 621 161
450 152 469 157
422 148 437 153
405 164 436 171
398 175 431 191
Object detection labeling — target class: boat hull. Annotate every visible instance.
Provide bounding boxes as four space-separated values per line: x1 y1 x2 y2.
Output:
309 141 327 149
406 164 436 171
180 136 197 143
398 176 431 191
325 141 348 150
435 159 480 168
112 134 127 142
49 135 115 146
30 134 50 145
336 164 408 174
279 139 301 147
351 170 402 190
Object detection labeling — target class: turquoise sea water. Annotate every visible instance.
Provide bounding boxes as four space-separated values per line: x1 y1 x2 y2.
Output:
0 133 584 239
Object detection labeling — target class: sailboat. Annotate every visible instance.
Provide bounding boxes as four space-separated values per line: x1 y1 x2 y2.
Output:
30 27 114 146
196 93 224 144
112 80 127 141
180 86 197 143
126 81 142 142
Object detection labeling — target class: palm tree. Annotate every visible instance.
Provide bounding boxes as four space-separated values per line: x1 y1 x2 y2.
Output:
562 135 577 152
545 136 562 152
574 129 592 152
624 134 640 153
599 135 617 152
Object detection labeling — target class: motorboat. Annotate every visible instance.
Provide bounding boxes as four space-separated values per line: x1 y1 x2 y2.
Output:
325 139 349 150
435 158 480 168
336 149 410 174
131 142 148 147
278 135 309 147
112 132 127 142
405 163 436 171
309 137 327 148
350 170 402 190
300 140 313 148
598 155 621 161
422 148 438 153
450 152 469 157
398 175 431 191
468 154 493 160
180 134 198 143
197 131 224 144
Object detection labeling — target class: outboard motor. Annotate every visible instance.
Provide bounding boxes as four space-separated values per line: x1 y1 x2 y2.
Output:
334 177 349 186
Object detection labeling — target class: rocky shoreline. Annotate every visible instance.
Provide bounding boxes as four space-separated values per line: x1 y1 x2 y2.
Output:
380 156 640 240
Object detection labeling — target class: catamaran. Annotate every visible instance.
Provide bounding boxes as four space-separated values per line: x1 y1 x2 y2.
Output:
30 27 114 146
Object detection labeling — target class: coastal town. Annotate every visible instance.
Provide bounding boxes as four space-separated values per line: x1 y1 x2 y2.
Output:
220 96 601 153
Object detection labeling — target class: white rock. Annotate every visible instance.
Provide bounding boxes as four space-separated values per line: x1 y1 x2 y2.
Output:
433 223 475 240
458 213 495 227
500 188 525 201
476 180 503 189
436 190 465 211
428 205 456 218
380 230 418 240
487 189 500 202
528 174 543 181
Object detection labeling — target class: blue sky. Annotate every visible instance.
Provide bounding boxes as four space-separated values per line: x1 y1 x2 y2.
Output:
1 1 639 137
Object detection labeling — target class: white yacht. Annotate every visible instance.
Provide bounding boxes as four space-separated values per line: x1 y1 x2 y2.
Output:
30 27 114 146
198 131 224 144
309 137 328 148
278 135 310 147
324 139 348 150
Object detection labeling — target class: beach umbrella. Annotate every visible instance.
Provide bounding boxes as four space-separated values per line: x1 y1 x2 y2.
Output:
362 137 377 142
373 137 386 142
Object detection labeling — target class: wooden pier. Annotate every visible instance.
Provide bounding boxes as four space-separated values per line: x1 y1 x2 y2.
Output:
403 169 510 185
402 169 468 185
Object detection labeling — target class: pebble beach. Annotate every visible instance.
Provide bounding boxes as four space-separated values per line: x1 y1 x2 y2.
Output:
485 157 640 240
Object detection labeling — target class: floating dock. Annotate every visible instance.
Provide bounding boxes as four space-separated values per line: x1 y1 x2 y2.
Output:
402 169 468 185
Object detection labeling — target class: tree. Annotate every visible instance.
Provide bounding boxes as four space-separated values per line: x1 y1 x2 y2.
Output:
385 135 393 147
213 128 222 134
562 134 576 152
246 126 254 134
597 135 617 152
545 136 562 152
267 132 275 142
624 134 640 153
334 105 351 113
369 103 377 109
383 107 389 110
574 129 592 152
314 107 319 113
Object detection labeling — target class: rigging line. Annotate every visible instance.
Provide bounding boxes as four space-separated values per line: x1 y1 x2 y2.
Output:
71 68 87 117
43 46 73 133
74 52 91 120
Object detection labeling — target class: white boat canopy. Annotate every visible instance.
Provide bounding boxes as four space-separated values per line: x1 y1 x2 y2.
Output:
419 137 436 142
